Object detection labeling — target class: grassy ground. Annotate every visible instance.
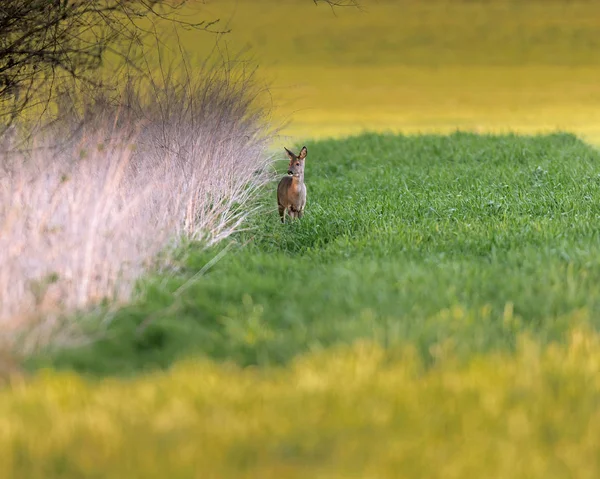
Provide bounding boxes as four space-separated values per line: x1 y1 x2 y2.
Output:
27 131 600 374
172 0 600 143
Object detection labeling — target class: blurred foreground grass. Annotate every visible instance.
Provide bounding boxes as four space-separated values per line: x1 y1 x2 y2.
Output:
174 0 600 143
3 328 600 478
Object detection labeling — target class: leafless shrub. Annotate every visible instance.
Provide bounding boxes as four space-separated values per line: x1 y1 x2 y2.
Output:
0 0 356 131
0 0 227 131
0 55 276 351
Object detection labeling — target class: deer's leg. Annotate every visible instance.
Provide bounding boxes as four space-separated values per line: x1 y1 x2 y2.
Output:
278 204 285 223
297 209 304 219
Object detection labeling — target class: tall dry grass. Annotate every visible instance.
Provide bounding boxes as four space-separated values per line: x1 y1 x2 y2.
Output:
0 57 275 352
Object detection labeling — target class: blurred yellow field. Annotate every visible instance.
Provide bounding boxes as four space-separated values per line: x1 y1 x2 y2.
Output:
3 327 600 478
264 65 600 143
172 0 600 143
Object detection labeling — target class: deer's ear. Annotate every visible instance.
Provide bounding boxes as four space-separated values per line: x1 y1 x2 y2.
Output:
284 147 296 161
298 146 307 160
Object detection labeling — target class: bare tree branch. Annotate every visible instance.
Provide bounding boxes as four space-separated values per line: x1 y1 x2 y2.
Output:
0 0 226 129
0 0 361 132
313 0 361 6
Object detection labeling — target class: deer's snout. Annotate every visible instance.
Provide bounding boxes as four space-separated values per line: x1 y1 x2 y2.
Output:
287 169 293 175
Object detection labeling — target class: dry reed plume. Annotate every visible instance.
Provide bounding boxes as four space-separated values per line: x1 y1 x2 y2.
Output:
0 58 275 351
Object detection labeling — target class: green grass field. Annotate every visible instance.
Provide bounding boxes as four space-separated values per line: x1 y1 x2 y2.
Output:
6 131 600 476
27 131 600 374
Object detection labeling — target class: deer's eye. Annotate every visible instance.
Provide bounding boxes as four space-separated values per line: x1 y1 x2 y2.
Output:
296 162 300 166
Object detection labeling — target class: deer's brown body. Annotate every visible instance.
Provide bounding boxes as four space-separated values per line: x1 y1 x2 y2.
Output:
277 146 307 223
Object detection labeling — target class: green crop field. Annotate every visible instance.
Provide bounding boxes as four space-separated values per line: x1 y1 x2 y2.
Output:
6 131 600 476
29 132 600 373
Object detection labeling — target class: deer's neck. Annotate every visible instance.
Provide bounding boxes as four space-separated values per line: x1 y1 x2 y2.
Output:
291 174 304 185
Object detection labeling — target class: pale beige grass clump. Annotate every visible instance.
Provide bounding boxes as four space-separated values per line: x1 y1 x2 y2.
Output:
0 61 275 350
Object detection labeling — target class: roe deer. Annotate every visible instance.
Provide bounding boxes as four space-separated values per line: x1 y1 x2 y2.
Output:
277 146 307 223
